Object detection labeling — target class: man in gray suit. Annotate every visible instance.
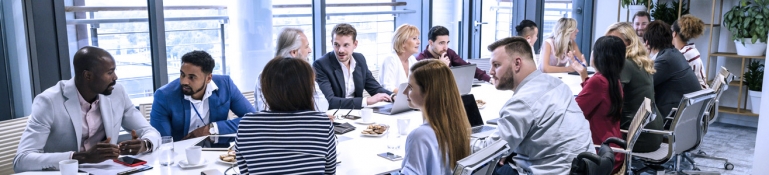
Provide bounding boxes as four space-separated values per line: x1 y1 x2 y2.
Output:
14 46 161 172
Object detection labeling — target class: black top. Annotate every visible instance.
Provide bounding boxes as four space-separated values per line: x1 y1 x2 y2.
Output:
652 47 703 117
620 59 663 152
313 52 392 109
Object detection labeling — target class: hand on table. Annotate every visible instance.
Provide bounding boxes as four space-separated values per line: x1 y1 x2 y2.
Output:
72 137 119 164
183 125 211 140
367 93 392 105
118 130 148 155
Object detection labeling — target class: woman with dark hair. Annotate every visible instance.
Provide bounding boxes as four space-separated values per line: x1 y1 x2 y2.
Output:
400 59 471 175
672 14 708 89
572 36 626 174
643 21 701 117
235 57 337 174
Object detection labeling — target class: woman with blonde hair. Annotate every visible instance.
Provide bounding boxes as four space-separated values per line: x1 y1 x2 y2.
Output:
672 14 708 89
400 59 471 175
540 17 587 73
604 22 662 153
380 24 420 94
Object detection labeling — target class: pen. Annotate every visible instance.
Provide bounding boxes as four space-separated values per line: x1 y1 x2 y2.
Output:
573 56 586 68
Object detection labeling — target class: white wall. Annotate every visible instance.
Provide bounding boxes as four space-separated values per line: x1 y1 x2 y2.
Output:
592 0 619 43
752 35 769 174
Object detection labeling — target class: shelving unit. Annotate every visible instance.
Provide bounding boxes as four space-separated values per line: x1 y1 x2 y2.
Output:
706 52 765 116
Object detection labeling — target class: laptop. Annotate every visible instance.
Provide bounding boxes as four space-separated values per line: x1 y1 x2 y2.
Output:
373 83 412 115
451 64 477 95
462 94 496 138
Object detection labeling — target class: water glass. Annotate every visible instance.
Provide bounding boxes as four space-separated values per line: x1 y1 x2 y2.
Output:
387 125 401 150
157 136 175 166
396 118 410 136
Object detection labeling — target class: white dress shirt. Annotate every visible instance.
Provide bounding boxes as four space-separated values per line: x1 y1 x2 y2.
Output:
184 81 219 134
379 52 417 91
337 57 368 107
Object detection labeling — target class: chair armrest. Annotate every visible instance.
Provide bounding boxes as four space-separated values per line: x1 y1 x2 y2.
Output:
665 108 678 121
641 128 672 136
620 129 628 133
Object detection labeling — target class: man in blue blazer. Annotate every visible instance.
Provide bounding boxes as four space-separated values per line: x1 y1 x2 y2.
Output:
151 51 256 141
314 23 393 109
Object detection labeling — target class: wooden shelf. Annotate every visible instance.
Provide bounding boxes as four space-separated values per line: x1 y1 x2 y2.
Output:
719 106 759 117
709 52 766 59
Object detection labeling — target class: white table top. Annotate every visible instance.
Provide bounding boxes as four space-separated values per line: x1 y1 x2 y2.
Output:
16 73 585 175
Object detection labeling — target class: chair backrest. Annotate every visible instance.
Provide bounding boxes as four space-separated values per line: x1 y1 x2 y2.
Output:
453 140 510 175
138 103 152 121
229 91 257 119
0 117 29 174
670 89 715 154
705 67 733 125
466 58 491 76
626 98 654 152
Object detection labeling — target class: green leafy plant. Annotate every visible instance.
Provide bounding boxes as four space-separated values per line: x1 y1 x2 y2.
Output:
724 0 769 45
650 0 689 25
744 60 764 91
621 0 649 8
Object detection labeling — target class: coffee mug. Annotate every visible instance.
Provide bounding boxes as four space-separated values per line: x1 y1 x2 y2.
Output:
185 146 202 165
361 108 374 123
59 159 78 175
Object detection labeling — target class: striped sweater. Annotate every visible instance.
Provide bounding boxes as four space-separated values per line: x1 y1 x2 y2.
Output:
680 43 709 89
235 111 337 175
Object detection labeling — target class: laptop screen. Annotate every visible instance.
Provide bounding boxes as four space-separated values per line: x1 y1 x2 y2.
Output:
450 64 477 95
461 94 484 127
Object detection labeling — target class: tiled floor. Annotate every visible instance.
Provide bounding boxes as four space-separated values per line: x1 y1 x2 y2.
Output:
633 122 756 175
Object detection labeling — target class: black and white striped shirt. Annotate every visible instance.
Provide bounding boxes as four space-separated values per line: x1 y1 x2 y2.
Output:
235 111 337 175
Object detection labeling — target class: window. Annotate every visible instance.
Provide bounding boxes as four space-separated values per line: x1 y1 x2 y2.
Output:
543 0 573 37
2 0 32 118
325 0 400 70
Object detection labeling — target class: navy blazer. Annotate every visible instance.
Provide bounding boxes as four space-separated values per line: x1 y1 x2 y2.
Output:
653 47 702 116
313 52 392 109
150 75 256 141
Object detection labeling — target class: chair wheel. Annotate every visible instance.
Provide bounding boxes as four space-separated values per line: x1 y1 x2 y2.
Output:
725 162 734 170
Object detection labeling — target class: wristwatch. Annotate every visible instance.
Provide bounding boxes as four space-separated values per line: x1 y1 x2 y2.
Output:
208 123 218 135
142 138 153 153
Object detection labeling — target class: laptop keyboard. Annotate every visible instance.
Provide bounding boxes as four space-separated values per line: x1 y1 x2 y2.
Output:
472 126 496 133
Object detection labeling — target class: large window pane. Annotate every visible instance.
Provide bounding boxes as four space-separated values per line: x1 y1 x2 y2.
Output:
162 1 228 83
65 1 153 100
543 0 573 37
325 0 398 71
3 0 32 118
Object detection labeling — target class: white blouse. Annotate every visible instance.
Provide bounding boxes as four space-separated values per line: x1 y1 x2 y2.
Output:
379 52 418 91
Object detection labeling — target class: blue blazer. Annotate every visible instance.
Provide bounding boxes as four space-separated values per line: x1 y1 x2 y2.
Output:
313 52 392 109
150 75 256 141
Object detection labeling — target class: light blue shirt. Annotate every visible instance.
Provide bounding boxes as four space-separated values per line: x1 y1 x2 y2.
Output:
401 123 452 175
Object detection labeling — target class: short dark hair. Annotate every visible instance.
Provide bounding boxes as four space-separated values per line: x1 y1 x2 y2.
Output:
332 23 357 41
428 26 450 41
515 20 538 36
73 46 113 78
593 36 626 120
643 21 674 51
260 57 315 111
487 37 533 61
632 11 651 23
181 50 215 74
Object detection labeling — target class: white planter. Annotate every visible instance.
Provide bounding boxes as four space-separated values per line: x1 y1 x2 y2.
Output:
734 39 768 56
628 5 647 15
749 90 762 114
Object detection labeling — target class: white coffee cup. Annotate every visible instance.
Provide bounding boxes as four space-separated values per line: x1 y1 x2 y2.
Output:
185 146 202 165
361 108 374 123
59 159 78 175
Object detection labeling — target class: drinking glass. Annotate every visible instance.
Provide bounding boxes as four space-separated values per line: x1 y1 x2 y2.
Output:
157 136 175 166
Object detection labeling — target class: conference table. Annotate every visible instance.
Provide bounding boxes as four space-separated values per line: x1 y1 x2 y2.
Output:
14 73 584 175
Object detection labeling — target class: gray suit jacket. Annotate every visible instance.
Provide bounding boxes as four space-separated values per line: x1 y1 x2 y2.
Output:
13 79 161 172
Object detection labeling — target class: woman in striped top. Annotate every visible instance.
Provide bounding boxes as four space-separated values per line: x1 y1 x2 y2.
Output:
400 59 472 175
235 57 337 175
672 14 708 89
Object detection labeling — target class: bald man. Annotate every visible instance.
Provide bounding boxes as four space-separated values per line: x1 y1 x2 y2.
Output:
14 46 161 173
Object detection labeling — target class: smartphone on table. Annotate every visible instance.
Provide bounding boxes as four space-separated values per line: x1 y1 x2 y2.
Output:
113 156 147 167
377 152 403 161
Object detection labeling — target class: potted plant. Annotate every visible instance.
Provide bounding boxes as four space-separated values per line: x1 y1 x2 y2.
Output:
650 0 689 25
622 0 649 16
744 60 764 114
724 0 769 56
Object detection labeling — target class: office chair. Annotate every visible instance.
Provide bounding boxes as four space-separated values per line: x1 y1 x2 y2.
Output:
690 67 735 170
453 140 510 175
631 89 715 174
603 98 655 175
570 137 627 175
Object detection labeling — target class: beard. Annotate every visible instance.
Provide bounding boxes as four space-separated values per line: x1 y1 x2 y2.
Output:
100 81 117 95
494 69 516 90
182 83 205 96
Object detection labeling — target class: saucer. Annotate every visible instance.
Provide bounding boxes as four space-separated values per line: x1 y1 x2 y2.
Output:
355 120 376 125
217 159 237 165
179 159 208 169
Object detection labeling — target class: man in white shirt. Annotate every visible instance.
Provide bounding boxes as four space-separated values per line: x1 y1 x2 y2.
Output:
313 23 392 109
255 27 329 112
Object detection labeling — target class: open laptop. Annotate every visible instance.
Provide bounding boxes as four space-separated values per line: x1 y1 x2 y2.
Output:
372 83 412 115
451 64 477 95
462 94 496 138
